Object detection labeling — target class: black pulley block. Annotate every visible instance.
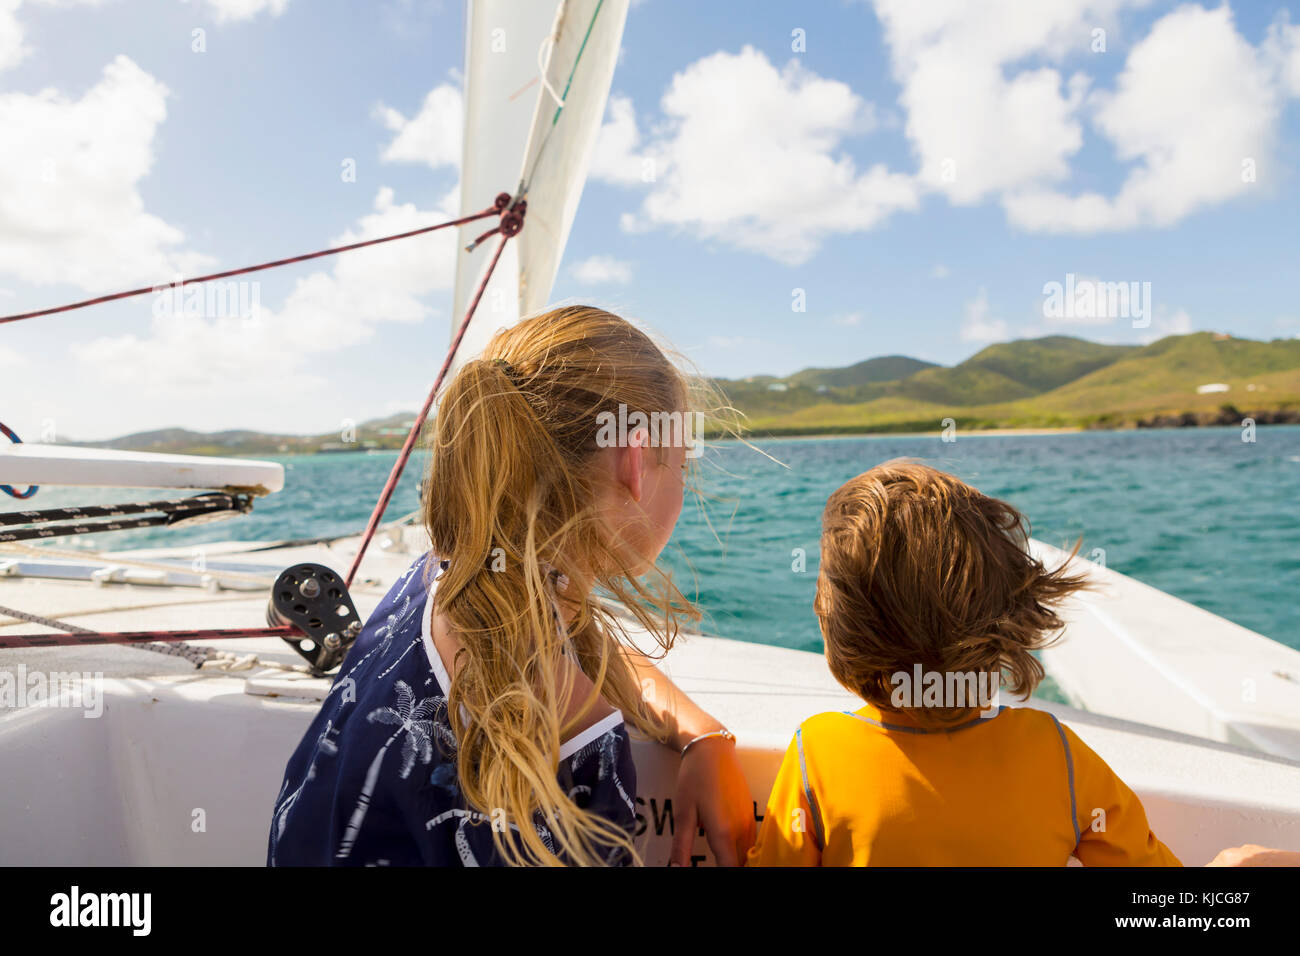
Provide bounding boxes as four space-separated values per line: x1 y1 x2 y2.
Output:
267 563 363 674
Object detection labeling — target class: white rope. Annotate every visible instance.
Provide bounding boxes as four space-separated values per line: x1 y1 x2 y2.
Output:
536 34 566 109
199 650 312 675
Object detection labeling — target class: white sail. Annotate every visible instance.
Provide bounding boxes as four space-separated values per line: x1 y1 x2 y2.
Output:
449 0 629 377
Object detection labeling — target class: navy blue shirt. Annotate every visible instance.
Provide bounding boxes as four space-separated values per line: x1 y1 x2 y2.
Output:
268 552 638 866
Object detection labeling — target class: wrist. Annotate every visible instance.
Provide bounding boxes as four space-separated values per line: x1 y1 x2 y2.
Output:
669 718 726 752
679 728 736 758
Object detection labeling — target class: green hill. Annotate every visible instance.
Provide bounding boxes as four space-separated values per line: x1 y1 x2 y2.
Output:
959 337 1137 393
890 364 1037 405
1024 333 1300 423
788 355 937 389
881 336 1136 405
727 333 1300 435
718 335 1126 419
66 413 423 456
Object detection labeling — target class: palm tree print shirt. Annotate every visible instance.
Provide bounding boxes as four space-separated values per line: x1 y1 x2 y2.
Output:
268 553 637 866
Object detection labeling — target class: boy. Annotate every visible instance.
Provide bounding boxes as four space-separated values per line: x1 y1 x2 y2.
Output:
747 461 1179 866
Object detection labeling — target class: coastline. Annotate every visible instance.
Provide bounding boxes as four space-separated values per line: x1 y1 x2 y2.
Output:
723 406 1300 443
711 426 1087 444
53 410 1300 459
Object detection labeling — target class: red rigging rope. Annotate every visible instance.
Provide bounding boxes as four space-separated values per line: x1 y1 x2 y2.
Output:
0 192 526 649
0 625 298 650
0 199 509 326
344 210 520 589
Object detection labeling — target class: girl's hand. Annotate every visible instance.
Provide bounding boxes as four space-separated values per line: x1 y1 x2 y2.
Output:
669 736 756 866
618 649 756 864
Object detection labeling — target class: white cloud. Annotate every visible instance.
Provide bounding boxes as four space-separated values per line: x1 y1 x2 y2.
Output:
870 0 1130 205
869 1 1300 235
961 288 1008 343
2 58 464 435
1159 307 1192 335
592 47 919 264
194 0 290 23
0 0 25 72
1266 15 1300 96
376 83 462 170
930 264 949 279
833 312 863 326
71 185 462 389
1137 305 1192 344
591 5 1300 260
569 255 632 284
589 94 647 186
0 342 20 367
2 0 111 73
1004 5 1286 233
0 54 214 291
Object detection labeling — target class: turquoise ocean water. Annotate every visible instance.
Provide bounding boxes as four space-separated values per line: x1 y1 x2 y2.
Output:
7 427 1298 660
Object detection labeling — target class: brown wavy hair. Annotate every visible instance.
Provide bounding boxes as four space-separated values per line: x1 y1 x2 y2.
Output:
814 460 1088 726
423 304 730 866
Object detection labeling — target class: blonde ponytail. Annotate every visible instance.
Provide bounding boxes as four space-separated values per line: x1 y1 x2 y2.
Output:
423 305 718 866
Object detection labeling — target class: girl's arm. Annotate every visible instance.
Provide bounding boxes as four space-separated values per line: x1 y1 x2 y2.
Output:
624 647 756 866
624 646 723 750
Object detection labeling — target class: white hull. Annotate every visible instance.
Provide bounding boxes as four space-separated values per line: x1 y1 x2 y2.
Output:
3 524 1299 866
4 663 1299 867
1032 540 1300 761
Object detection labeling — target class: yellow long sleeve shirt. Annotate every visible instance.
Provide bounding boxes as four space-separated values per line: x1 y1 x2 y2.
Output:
746 704 1180 867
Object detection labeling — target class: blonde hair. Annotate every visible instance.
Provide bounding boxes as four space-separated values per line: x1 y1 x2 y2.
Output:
423 304 712 866
815 461 1088 726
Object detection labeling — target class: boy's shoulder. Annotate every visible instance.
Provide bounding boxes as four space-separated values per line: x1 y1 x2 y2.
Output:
985 705 1085 756
999 704 1072 732
970 704 1072 736
792 709 866 744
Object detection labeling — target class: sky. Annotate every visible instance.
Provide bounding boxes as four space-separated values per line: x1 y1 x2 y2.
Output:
2 0 1300 440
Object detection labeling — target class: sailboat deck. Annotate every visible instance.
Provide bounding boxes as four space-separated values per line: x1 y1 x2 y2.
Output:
4 526 1300 865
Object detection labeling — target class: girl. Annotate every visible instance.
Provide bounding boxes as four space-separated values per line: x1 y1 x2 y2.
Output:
269 305 753 866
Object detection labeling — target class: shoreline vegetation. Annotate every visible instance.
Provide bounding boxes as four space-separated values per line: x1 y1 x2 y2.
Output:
60 331 1300 456
726 406 1300 440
